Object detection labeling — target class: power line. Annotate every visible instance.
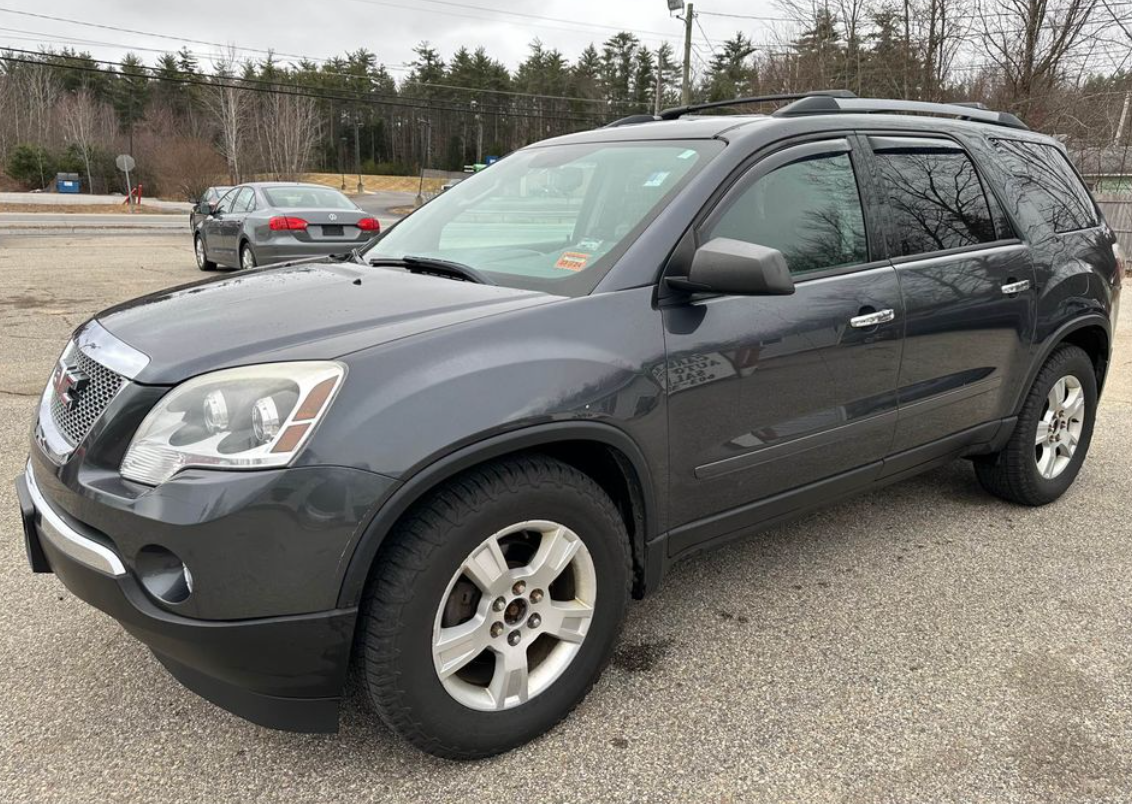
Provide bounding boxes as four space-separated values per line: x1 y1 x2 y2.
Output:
0 50 625 123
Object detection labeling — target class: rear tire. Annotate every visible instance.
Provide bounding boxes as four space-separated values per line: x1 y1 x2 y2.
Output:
358 454 631 759
239 242 257 270
975 344 1097 505
194 234 217 271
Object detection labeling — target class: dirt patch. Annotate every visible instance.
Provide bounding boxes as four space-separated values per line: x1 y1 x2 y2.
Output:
612 639 673 673
300 173 448 194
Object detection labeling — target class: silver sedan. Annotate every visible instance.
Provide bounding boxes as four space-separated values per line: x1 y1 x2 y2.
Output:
193 182 380 271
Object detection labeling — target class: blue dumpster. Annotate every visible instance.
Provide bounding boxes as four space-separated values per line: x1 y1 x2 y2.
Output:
55 172 80 194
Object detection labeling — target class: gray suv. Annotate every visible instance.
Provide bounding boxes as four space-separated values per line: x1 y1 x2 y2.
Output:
15 92 1121 759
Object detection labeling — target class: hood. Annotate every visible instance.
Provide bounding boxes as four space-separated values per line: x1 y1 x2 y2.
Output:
96 260 558 384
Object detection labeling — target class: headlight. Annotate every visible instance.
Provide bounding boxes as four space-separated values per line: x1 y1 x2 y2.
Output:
120 361 345 485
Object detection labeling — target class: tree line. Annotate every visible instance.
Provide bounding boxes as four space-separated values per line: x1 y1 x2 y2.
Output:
2 0 1131 199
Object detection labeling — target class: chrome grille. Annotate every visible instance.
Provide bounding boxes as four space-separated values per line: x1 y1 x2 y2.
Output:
47 344 124 445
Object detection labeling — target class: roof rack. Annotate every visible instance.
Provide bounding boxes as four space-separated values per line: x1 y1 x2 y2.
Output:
656 90 857 121
773 95 1028 130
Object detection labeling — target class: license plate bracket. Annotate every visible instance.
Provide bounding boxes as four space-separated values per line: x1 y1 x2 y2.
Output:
322 225 344 237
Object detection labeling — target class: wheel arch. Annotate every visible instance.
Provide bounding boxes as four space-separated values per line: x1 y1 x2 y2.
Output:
1014 314 1111 414
336 422 659 609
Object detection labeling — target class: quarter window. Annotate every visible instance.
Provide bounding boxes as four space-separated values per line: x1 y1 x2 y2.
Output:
991 139 1097 233
871 144 998 257
706 151 869 275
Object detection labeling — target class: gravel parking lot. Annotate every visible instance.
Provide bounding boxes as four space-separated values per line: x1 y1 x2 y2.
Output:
2 233 1131 803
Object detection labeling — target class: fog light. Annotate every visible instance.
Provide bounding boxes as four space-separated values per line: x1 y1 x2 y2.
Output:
136 545 193 604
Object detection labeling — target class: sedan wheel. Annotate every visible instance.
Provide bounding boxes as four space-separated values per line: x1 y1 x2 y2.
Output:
195 235 217 271
240 243 257 270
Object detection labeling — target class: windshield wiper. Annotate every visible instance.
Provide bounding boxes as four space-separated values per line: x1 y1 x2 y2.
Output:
369 255 495 285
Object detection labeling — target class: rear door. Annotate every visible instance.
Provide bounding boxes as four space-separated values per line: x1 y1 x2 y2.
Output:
663 137 904 554
864 135 1036 458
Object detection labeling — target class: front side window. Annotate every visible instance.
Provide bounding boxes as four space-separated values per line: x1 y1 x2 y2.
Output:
215 188 238 214
871 143 998 257
991 139 1098 233
705 150 869 275
363 140 721 296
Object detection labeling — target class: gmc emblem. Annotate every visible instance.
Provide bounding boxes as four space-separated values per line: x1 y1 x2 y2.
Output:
53 364 89 411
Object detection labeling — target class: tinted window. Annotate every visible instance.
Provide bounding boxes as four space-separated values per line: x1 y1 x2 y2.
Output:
233 187 255 213
263 186 356 209
872 145 997 257
991 139 1097 233
214 188 238 214
707 151 868 275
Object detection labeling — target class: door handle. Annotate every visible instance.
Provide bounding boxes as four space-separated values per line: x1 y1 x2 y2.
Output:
1001 279 1031 295
850 308 895 328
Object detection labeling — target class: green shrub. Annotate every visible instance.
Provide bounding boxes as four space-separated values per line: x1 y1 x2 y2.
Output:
6 144 57 190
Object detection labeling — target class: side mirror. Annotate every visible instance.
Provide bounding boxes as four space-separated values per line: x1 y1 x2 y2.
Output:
666 237 794 296
196 200 216 215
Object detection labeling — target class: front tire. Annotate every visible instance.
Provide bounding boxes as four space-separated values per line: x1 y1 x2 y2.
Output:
975 344 1097 505
359 454 631 759
194 234 217 271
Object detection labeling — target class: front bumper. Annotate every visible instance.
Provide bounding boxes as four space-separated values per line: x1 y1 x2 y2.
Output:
15 458 394 733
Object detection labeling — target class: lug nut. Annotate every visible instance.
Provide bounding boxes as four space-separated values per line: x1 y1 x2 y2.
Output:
490 622 504 638
512 580 526 596
529 588 544 603
507 630 522 646
527 613 542 629
492 596 507 612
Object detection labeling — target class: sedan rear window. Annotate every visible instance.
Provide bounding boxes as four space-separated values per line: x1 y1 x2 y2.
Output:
263 186 357 210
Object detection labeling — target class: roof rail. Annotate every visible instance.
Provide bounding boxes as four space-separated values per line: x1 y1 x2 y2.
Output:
604 113 661 128
774 96 1028 130
657 90 857 121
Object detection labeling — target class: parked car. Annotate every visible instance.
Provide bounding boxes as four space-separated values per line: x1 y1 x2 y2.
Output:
16 92 1121 760
192 182 380 271
189 185 232 232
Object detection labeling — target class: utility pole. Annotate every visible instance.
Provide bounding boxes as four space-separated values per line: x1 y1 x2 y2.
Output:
681 3 694 106
354 115 363 194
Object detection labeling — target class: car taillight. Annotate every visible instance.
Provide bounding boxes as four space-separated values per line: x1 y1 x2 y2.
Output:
269 216 308 231
357 217 380 232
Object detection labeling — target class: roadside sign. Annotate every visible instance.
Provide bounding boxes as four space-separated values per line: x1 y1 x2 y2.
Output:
485 155 499 165
116 154 137 213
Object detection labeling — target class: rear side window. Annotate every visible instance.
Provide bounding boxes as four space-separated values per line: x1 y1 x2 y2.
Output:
870 142 998 257
706 151 869 275
991 139 1097 233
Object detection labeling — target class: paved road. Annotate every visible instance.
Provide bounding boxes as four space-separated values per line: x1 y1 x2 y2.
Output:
2 234 1132 803
351 189 417 219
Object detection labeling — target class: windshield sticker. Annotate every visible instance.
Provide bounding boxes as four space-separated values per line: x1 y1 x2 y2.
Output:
555 251 591 271
578 238 603 251
643 171 670 187
677 149 697 160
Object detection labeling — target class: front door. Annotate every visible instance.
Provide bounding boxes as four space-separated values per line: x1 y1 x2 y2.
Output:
864 135 1037 455
663 138 903 556
203 187 241 263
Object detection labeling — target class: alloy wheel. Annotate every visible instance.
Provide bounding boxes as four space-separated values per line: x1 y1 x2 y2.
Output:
432 520 597 711
195 236 205 268
1035 374 1085 479
241 246 256 270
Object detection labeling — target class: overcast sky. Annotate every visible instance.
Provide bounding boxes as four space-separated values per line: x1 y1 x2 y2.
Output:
0 0 792 77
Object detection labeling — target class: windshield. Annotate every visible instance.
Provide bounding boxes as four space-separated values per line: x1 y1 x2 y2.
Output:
362 140 721 296
263 186 357 209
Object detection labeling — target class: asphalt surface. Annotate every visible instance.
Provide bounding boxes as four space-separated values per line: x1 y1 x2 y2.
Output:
2 234 1132 803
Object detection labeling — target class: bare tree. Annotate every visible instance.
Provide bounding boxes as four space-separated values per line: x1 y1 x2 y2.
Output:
57 90 115 193
253 91 322 179
199 47 248 183
973 0 1099 123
